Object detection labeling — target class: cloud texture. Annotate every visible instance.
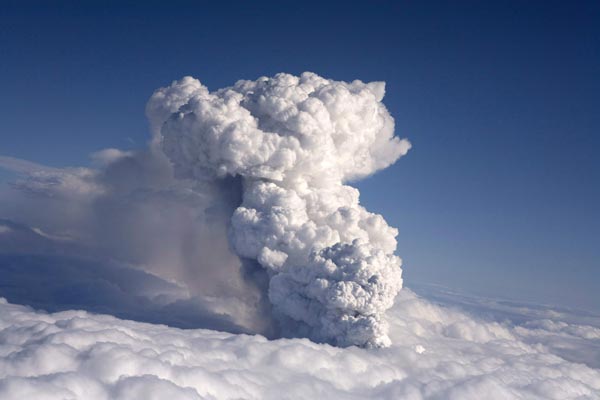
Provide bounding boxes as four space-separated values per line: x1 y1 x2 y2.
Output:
1 289 599 400
148 72 411 347
1 72 599 399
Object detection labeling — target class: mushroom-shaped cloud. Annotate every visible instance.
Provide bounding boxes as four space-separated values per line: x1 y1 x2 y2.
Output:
147 72 411 347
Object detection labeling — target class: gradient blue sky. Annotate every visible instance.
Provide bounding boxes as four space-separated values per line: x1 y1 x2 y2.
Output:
1 1 599 310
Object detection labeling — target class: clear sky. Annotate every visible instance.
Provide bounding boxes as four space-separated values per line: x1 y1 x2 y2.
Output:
1 1 599 310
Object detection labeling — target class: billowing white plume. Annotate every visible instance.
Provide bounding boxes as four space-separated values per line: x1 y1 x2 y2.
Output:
147 72 411 347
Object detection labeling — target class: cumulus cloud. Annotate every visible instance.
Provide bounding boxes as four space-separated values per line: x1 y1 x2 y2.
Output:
0 289 599 400
149 72 411 347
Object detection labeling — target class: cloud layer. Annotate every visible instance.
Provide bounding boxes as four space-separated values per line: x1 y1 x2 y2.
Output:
1 289 599 400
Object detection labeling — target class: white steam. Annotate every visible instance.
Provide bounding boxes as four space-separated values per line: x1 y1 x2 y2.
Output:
148 72 411 347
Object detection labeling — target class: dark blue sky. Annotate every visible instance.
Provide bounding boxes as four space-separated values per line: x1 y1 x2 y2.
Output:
1 1 599 310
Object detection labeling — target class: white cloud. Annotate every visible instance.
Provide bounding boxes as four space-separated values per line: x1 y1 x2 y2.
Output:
0 289 598 400
150 72 411 347
90 148 133 167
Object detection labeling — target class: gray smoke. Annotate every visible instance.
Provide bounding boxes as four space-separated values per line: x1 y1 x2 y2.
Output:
0 150 272 335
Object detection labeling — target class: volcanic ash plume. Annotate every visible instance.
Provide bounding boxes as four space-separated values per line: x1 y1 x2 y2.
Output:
147 72 411 347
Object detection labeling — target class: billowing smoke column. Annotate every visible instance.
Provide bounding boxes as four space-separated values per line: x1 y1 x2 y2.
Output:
147 72 411 347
